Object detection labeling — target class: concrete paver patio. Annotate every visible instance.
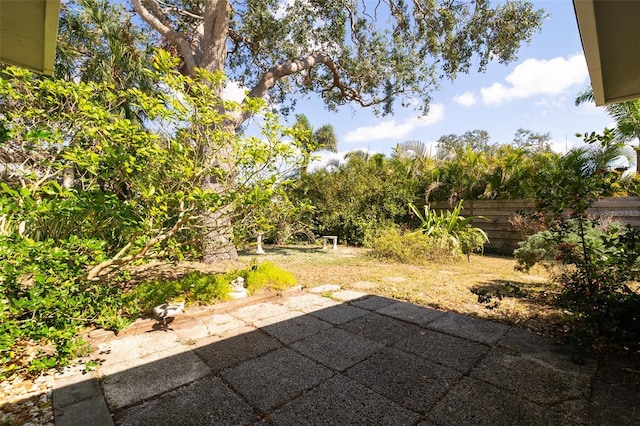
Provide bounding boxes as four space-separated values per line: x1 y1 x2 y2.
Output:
51 288 639 425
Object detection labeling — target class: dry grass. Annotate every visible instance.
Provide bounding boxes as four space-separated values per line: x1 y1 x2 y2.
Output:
236 244 568 336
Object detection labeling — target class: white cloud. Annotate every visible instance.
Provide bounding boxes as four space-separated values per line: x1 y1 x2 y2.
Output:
222 81 247 103
343 104 445 143
549 138 571 154
481 55 588 106
575 101 602 116
453 91 477 107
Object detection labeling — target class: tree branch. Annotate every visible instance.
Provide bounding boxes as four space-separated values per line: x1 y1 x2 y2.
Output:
232 52 374 128
85 204 192 281
200 0 230 73
131 0 197 75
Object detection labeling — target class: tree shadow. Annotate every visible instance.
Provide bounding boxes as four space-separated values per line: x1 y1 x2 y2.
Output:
238 245 324 256
470 279 555 310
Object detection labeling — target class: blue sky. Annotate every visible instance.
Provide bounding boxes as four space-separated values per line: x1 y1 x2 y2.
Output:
279 0 613 168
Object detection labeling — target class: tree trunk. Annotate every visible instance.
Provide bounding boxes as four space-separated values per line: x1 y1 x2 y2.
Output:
201 204 238 262
200 129 238 262
198 0 238 263
133 0 237 263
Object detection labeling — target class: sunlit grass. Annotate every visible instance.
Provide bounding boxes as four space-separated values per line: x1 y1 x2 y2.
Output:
237 244 568 336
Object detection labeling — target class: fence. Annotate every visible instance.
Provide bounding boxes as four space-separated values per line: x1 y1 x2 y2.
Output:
431 197 640 255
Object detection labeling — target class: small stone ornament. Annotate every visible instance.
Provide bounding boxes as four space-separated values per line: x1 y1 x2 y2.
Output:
153 300 185 319
229 276 248 299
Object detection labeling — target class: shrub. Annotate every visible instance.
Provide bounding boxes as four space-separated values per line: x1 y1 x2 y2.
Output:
514 220 616 273
552 221 640 353
409 200 489 259
0 235 123 379
240 262 298 294
519 130 640 358
369 228 458 265
0 56 308 377
0 246 297 378
292 153 422 246
122 272 234 317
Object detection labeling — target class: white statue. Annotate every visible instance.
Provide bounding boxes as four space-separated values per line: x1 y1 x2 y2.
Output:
229 276 248 299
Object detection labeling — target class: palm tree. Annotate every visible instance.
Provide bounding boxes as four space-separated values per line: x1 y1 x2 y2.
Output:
391 140 435 177
292 114 338 176
576 87 640 172
56 0 155 122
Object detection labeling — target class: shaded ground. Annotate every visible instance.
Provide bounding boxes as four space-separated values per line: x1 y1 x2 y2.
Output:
52 288 640 425
4 244 640 424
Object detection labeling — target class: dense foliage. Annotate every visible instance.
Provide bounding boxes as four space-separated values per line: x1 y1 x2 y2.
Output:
370 200 488 264
292 152 424 245
0 53 306 377
288 128 636 247
127 0 545 118
513 131 640 357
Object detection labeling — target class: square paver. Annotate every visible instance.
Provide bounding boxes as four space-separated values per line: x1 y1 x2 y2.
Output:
339 312 423 345
255 311 332 344
53 395 113 426
221 347 334 413
229 302 291 323
471 347 593 405
268 375 421 425
377 301 445 327
202 313 249 336
498 328 596 374
291 328 384 371
193 327 281 372
345 346 462 414
53 371 103 408
172 322 211 342
114 376 258 426
281 293 340 313
95 331 185 366
427 312 510 345
350 295 397 311
394 329 489 373
309 303 369 325
590 382 640 425
429 377 547 426
101 349 210 410
330 289 370 302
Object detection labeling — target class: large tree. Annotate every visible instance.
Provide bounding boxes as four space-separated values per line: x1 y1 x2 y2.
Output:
436 129 493 159
130 0 545 261
512 128 551 153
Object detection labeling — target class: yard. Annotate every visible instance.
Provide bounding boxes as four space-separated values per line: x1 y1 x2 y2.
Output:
234 244 566 337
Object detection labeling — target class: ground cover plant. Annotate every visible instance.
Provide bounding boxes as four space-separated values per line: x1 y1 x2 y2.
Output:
122 261 296 317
